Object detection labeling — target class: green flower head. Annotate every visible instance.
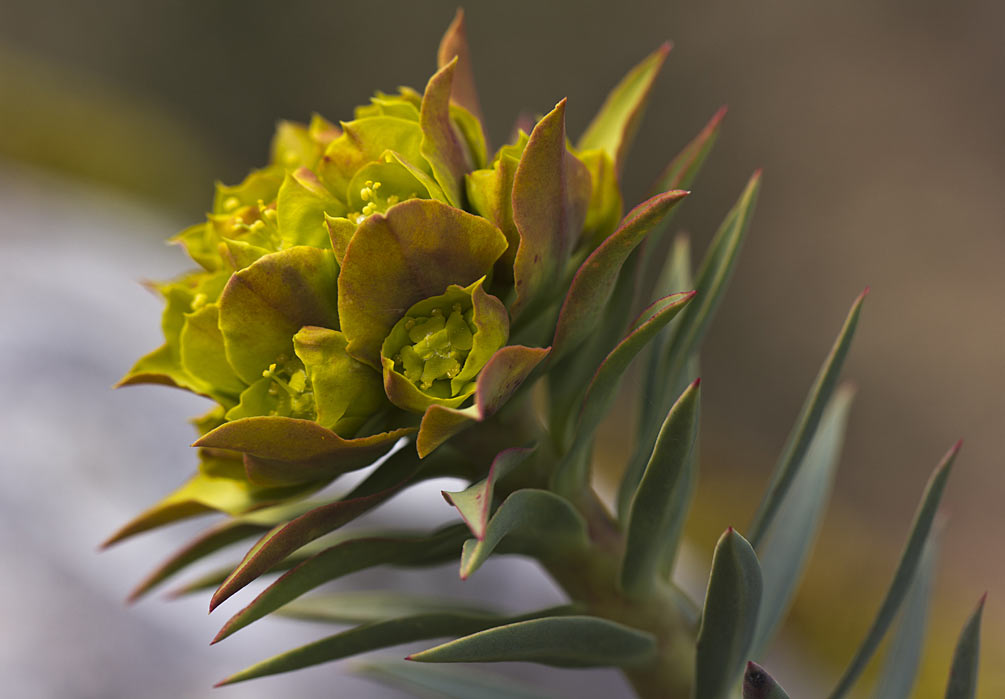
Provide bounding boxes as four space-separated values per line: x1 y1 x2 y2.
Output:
381 278 508 412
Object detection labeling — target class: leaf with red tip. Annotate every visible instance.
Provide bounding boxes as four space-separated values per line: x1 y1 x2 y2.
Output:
416 345 550 458
213 525 468 643
551 188 689 363
215 605 573 686
623 172 760 517
695 528 763 699
945 593 986 699
437 9 483 123
194 417 411 486
207 445 454 611
748 289 867 547
459 489 587 580
552 292 694 496
578 43 671 176
620 379 701 597
408 615 654 667
743 662 791 699
751 385 855 655
510 100 592 319
826 441 961 699
337 198 508 368
637 106 727 304
443 447 535 540
420 58 471 207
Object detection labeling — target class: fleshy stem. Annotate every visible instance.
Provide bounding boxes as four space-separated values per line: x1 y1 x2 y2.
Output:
476 398 697 698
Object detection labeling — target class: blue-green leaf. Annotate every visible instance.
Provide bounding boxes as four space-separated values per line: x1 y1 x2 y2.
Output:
215 606 574 686
749 289 867 548
826 441 961 699
551 291 695 496
620 378 701 597
355 659 551 699
624 173 759 513
752 384 855 654
276 591 499 625
459 489 588 580
408 615 655 667
945 593 986 699
212 525 468 643
873 522 941 699
744 661 791 699
695 528 763 699
443 446 535 540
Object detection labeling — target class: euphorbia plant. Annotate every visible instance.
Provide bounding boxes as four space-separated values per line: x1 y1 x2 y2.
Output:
108 10 984 698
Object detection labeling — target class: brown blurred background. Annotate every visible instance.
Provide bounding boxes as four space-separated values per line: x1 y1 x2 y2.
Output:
1 0 1002 696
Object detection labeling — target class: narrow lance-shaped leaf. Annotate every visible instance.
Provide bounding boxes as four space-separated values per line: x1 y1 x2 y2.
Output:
873 520 942 699
623 172 760 514
443 446 535 540
944 593 986 699
436 8 483 123
620 378 700 597
577 43 670 176
751 384 855 654
216 606 575 686
749 289 867 548
213 525 469 643
635 106 726 305
459 489 588 580
510 99 591 319
420 58 469 207
276 591 500 625
208 445 437 612
695 528 763 699
551 291 695 497
550 188 689 363
355 659 551 699
408 615 656 667
826 441 962 699
744 662 791 699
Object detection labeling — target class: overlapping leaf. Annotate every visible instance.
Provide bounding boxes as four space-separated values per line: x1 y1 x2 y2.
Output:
945 594 986 699
826 441 961 699
694 528 762 699
409 615 655 667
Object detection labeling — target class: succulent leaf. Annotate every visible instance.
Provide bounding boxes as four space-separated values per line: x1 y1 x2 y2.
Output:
277 591 500 625
275 167 345 249
743 662 791 699
620 379 700 597
216 606 575 686
826 441 961 699
694 528 763 699
945 594 986 699
577 43 670 176
356 659 550 699
408 615 656 667
213 525 470 643
552 291 694 496
459 489 588 580
751 384 855 654
622 172 760 517
443 446 535 540
873 522 941 699
436 8 484 123
748 289 867 548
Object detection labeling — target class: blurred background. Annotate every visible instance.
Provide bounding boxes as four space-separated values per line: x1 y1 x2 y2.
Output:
1 0 1002 696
